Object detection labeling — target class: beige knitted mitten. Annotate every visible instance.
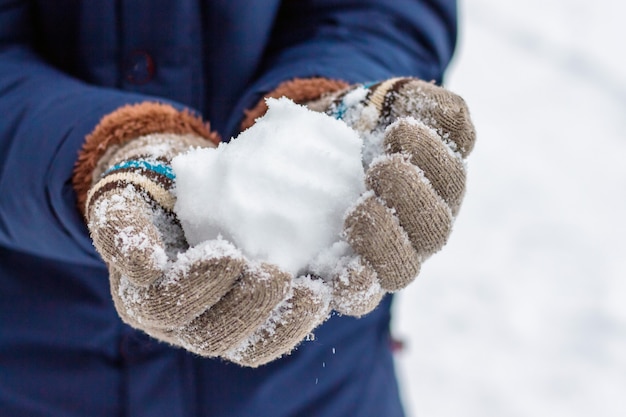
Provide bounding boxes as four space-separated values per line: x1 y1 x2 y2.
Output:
327 78 475 314
73 103 331 367
244 77 475 316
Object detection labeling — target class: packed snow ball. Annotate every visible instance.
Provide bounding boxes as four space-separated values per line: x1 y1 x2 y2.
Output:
172 98 365 275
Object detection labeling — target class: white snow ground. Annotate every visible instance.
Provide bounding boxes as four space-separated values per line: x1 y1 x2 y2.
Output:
393 0 626 416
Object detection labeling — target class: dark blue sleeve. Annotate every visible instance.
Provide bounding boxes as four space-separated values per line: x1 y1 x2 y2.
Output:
225 0 457 136
0 1 184 267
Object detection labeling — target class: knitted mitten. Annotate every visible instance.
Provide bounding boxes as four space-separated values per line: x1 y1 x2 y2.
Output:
73 102 331 367
243 77 476 317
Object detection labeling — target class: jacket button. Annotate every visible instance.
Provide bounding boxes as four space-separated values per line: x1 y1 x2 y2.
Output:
125 50 155 84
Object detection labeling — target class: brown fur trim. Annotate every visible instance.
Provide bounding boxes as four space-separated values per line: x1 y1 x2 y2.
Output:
73 102 221 215
240 78 350 131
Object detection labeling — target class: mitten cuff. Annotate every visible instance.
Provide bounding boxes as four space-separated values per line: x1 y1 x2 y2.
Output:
240 77 349 131
73 102 220 215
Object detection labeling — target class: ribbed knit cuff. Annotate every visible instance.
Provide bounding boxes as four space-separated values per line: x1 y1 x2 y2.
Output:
240 77 350 131
72 102 220 216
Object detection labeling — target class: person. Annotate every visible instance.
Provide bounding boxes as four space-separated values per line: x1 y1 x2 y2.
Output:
0 1 475 416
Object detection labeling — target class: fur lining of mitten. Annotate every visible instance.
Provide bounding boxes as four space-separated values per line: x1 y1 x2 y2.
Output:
240 77 349 131
72 102 220 216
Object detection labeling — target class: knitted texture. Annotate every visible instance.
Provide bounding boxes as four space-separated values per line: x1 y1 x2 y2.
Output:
224 278 332 367
81 75 476 362
80 107 333 367
176 263 292 356
274 77 477 316
330 257 384 317
73 102 220 216
240 77 349 131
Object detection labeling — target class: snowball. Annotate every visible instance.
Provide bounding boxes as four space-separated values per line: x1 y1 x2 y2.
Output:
172 98 365 275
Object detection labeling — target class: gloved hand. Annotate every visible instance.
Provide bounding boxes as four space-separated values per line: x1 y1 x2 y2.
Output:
243 77 475 317
322 78 475 316
73 102 331 367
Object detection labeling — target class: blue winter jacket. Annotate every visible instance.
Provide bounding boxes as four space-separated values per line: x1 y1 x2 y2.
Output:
0 1 457 416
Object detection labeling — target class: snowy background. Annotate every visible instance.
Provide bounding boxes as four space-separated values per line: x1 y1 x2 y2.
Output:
393 0 626 416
